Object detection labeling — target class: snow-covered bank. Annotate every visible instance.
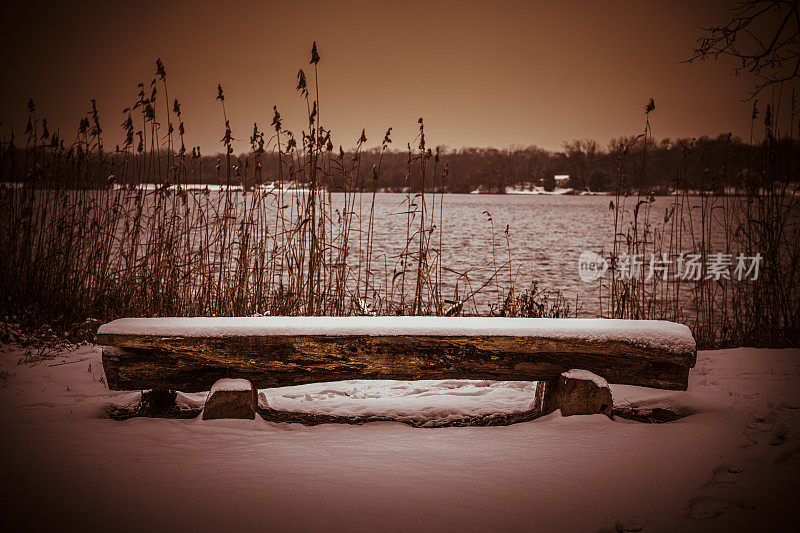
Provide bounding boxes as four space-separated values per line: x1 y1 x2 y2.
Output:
110 182 312 193
502 185 609 196
0 344 798 532
467 185 605 195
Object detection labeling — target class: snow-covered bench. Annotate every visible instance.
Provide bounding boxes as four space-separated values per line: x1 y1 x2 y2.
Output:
97 317 697 392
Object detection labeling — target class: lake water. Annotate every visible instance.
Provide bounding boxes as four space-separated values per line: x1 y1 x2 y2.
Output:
344 192 728 316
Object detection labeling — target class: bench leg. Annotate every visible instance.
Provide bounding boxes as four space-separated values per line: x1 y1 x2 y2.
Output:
138 389 178 417
535 371 613 418
202 379 258 420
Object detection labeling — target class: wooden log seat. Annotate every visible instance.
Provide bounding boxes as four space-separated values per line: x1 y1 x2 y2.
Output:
98 317 697 392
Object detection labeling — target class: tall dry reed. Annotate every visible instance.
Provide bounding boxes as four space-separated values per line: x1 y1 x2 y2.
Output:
0 44 547 338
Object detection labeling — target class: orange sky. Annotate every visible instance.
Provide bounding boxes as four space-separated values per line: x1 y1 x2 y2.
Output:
0 0 789 154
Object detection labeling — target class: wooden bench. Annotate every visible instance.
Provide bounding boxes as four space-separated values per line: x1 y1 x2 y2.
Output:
98 317 697 392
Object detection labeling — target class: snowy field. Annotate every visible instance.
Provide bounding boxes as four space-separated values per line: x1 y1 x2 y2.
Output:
0 344 798 532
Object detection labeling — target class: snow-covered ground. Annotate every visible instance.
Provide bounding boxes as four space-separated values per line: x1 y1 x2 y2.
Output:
261 379 541 426
0 343 798 532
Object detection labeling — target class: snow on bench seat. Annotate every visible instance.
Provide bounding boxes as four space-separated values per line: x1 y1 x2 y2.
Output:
99 317 694 354
97 317 697 392
209 378 255 393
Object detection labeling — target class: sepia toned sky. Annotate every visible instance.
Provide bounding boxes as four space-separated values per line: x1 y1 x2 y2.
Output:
0 0 783 154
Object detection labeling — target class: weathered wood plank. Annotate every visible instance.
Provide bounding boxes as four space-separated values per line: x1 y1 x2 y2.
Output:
99 334 695 392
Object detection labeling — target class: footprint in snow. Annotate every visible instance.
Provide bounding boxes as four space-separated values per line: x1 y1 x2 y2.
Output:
706 464 743 486
594 516 646 533
687 495 756 520
769 425 790 446
613 516 646 532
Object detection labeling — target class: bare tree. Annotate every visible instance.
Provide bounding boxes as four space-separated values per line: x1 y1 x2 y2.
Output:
686 0 800 97
563 139 600 189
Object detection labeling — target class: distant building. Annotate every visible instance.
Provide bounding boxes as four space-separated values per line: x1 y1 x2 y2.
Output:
554 175 570 183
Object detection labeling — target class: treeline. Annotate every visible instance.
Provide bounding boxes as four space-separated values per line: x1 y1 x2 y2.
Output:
339 134 797 193
2 131 797 194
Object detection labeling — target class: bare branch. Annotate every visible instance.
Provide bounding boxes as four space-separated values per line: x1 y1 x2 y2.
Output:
685 0 800 97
